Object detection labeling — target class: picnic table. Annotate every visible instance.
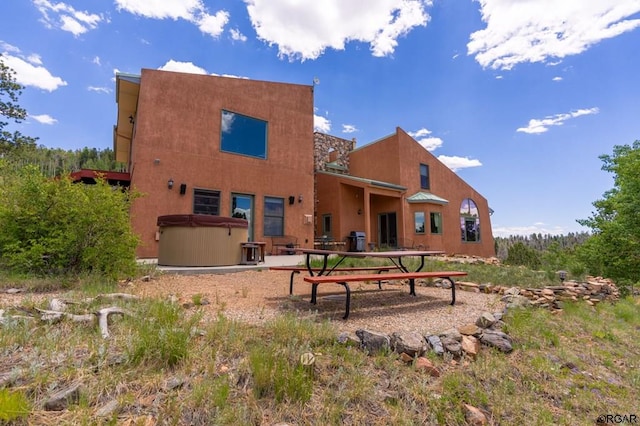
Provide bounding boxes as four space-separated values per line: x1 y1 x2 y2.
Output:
294 248 467 318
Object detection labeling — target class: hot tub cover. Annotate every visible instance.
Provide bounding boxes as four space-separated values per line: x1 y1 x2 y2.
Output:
157 214 248 228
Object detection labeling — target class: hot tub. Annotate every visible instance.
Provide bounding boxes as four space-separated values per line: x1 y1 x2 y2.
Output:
157 215 248 266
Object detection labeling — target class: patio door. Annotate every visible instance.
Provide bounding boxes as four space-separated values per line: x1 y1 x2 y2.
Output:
232 193 254 241
378 212 398 248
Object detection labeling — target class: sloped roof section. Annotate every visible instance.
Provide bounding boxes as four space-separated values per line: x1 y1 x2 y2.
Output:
406 191 449 205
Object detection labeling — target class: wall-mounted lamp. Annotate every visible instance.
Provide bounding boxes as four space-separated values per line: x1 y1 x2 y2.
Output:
154 158 160 165
298 194 303 203
288 196 295 205
168 178 174 190
357 208 362 215
129 115 135 124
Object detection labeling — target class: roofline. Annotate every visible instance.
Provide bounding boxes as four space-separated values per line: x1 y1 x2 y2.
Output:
316 170 407 191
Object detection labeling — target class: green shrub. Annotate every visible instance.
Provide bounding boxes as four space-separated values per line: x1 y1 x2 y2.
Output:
0 389 31 422
0 161 140 278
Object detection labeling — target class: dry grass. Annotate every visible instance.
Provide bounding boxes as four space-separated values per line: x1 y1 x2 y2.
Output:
1 268 639 425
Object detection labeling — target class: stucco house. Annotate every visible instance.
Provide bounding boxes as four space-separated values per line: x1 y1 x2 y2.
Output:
113 69 494 258
314 129 495 258
114 69 315 258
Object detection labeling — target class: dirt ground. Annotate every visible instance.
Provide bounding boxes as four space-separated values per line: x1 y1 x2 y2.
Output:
123 270 504 335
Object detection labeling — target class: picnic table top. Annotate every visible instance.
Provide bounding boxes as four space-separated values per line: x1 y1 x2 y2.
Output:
296 248 445 258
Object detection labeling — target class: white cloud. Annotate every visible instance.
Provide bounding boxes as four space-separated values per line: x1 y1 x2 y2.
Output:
115 0 229 39
314 114 331 133
437 155 482 172
197 11 230 38
0 46 67 91
552 76 563 81
245 0 432 61
0 41 20 53
517 107 599 134
30 114 57 125
92 56 101 66
158 60 208 75
33 0 103 36
157 60 249 79
342 124 357 133
88 86 111 94
468 0 640 70
492 223 567 238
230 28 248 42
408 127 443 151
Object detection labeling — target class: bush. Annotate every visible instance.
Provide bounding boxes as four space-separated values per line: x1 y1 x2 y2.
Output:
0 161 140 278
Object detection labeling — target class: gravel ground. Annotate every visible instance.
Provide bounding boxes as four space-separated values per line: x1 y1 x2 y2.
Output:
127 270 505 335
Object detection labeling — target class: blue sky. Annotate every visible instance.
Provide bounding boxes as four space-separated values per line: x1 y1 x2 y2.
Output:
1 0 639 238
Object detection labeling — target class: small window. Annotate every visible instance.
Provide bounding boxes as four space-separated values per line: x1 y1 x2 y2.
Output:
322 214 332 236
264 196 284 236
220 110 268 159
420 163 430 190
430 212 442 234
414 212 425 234
193 189 220 215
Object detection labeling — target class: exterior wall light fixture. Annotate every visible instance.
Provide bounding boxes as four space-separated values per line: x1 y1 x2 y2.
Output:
288 196 295 205
168 178 174 190
298 194 303 203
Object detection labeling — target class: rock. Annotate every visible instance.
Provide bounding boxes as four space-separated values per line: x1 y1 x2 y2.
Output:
355 329 390 354
439 328 462 342
492 311 504 321
503 287 520 296
5 288 24 294
415 357 440 377
141 275 151 282
463 403 488 425
95 399 119 417
426 335 445 356
458 324 482 336
391 331 426 357
503 295 532 309
44 382 82 411
475 312 496 329
337 331 360 346
400 352 414 363
480 330 513 353
541 288 555 296
164 376 185 391
461 335 480 358
440 336 462 356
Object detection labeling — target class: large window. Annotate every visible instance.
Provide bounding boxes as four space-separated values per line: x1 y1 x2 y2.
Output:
220 110 268 159
430 212 442 234
420 163 430 190
264 196 284 236
460 198 480 242
414 212 425 234
193 189 220 215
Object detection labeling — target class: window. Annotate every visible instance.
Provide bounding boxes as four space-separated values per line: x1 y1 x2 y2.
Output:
193 189 220 215
414 212 425 234
420 163 430 190
264 196 284 236
322 214 332 236
430 212 442 234
220 110 268 159
460 198 480 242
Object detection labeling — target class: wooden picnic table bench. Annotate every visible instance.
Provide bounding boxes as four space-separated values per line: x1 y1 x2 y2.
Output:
303 270 468 319
269 265 401 295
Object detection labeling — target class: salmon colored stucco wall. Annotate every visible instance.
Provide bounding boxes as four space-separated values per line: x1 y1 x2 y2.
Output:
344 128 495 257
128 69 315 258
